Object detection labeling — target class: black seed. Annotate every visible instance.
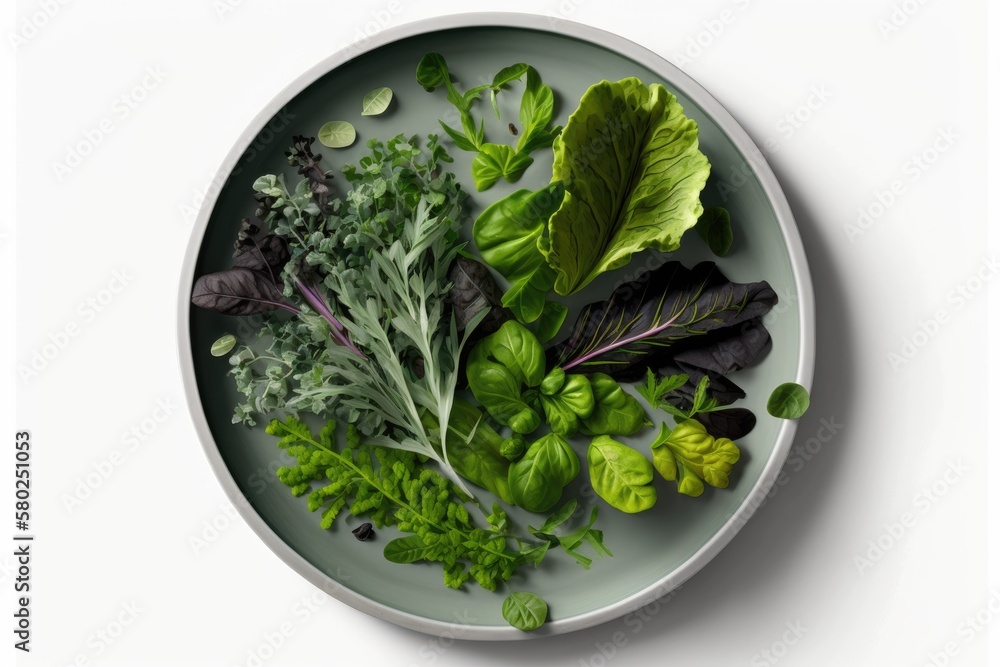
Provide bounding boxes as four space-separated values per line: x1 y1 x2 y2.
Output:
352 522 375 541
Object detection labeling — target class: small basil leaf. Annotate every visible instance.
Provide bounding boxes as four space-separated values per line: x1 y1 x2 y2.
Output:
502 592 548 631
695 206 734 256
766 383 810 419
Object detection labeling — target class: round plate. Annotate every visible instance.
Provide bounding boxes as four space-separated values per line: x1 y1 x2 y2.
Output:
178 12 814 640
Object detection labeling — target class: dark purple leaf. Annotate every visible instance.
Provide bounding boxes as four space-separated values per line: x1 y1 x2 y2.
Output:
553 262 777 380
693 408 757 441
448 256 511 338
191 268 295 316
233 233 290 277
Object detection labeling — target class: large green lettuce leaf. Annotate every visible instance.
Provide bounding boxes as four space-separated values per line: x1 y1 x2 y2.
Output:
541 78 711 295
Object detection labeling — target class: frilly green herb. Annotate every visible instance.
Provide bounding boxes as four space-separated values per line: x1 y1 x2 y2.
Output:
268 417 610 592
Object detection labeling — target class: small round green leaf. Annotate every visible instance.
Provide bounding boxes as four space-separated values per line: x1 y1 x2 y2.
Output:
210 334 237 357
766 382 810 419
502 591 548 631
361 87 393 116
318 120 356 148
695 206 734 257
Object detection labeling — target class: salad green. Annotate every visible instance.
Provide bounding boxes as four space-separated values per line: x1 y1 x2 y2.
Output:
191 59 797 631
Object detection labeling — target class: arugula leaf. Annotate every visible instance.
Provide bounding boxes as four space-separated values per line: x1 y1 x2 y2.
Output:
528 500 612 569
416 54 560 189
636 369 689 408
541 78 711 295
489 62 529 118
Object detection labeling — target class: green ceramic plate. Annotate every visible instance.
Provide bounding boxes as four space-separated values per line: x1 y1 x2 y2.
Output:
178 13 814 640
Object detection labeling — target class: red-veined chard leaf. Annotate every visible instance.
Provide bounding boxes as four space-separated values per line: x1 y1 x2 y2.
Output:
551 261 778 385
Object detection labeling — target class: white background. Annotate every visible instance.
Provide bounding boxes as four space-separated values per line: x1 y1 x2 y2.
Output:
5 0 997 665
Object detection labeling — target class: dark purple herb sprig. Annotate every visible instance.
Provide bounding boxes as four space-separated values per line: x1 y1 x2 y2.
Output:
285 135 333 214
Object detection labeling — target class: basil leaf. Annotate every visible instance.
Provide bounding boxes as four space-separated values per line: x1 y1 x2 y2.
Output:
508 433 579 512
766 383 810 419
473 182 565 323
415 52 449 91
438 401 513 504
502 592 548 631
580 373 647 436
588 437 657 513
532 301 568 344
695 206 734 256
